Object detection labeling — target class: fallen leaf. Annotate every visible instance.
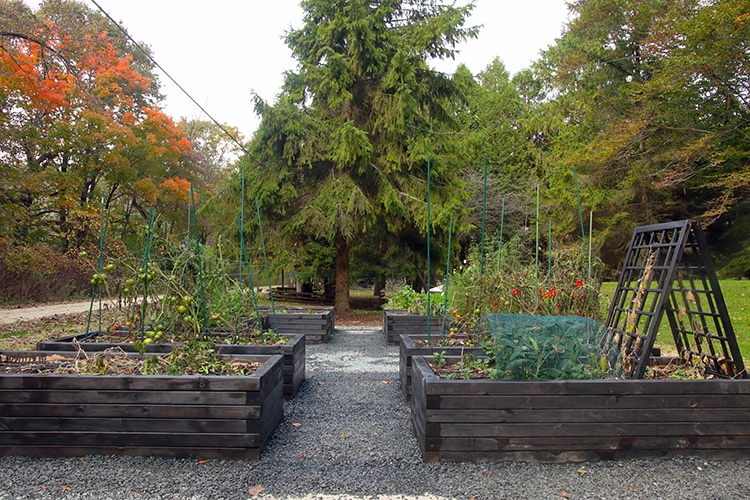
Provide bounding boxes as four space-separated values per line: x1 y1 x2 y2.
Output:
198 460 208 464
297 453 305 458
291 422 302 427
576 468 587 475
132 488 142 493
368 411 376 416
248 485 264 496
380 380 389 385
555 492 572 499
342 433 348 437
62 487 72 493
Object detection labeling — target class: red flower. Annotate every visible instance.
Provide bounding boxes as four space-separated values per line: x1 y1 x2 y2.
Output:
512 288 520 296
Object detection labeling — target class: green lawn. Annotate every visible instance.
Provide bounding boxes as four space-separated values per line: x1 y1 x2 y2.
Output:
600 279 750 361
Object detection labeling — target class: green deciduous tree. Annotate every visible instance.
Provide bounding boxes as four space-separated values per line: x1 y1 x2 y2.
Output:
533 0 750 271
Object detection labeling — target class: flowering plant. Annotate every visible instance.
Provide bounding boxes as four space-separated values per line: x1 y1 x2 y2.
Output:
448 237 603 326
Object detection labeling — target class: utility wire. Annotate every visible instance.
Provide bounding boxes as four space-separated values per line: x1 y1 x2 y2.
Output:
89 0 250 156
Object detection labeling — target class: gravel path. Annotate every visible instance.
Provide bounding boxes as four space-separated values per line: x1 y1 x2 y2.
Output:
2 326 750 499
0 300 106 325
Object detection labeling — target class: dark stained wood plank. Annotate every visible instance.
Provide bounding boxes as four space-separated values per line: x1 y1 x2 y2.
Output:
410 353 750 463
0 403 258 419
0 353 285 460
0 417 249 433
0 445 261 460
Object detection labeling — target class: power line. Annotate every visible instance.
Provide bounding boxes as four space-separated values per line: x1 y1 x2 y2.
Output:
89 0 250 156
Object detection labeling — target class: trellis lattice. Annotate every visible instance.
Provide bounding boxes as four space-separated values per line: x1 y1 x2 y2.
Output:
604 220 746 379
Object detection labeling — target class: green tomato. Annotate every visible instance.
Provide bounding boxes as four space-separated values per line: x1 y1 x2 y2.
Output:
104 264 115 272
122 287 130 294
177 305 188 314
143 338 153 345
78 251 88 258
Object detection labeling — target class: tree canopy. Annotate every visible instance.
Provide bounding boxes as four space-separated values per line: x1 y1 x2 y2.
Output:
235 0 479 312
3 0 750 304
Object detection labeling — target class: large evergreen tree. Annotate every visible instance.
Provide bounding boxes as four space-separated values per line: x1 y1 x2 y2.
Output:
241 0 478 312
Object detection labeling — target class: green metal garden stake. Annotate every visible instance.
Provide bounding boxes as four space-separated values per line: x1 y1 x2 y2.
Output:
189 184 208 337
535 185 540 310
239 167 262 331
426 157 432 344
497 198 505 273
481 156 487 277
85 195 110 338
548 220 552 282
255 196 277 339
535 185 540 284
139 207 156 341
588 211 593 278
441 219 452 340
574 167 586 253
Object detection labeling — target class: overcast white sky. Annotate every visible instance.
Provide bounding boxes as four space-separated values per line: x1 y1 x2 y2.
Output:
40 1 573 139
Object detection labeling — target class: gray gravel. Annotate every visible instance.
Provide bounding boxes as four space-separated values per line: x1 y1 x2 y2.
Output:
2 326 750 500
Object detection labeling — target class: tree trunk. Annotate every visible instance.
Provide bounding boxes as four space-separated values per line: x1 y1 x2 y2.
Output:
373 274 386 298
334 232 351 314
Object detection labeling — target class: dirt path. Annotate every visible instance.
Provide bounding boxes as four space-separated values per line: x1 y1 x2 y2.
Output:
0 300 113 325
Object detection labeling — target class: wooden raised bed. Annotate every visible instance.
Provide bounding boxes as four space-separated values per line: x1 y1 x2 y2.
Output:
0 351 284 460
36 332 305 400
399 334 483 401
217 335 305 399
260 306 334 344
36 330 172 353
411 355 750 463
382 309 450 345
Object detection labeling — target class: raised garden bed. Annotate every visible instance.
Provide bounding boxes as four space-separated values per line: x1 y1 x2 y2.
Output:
217 335 305 399
0 351 284 460
260 306 334 344
411 355 750 463
382 309 450 345
36 331 305 399
399 334 483 401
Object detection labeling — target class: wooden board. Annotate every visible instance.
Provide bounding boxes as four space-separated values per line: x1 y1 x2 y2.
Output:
382 310 450 345
398 334 483 401
258 306 334 343
37 333 305 399
0 352 284 460
410 355 750 463
216 334 305 399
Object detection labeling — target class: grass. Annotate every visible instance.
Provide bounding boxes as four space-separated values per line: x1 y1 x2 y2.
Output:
600 279 750 361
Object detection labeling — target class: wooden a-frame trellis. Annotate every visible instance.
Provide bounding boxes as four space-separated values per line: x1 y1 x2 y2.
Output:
604 220 746 379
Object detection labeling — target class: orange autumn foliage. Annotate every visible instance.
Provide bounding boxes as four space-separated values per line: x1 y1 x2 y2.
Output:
159 176 195 205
